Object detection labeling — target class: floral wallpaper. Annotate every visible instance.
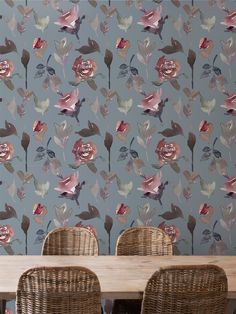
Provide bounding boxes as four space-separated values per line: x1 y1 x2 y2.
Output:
0 0 236 263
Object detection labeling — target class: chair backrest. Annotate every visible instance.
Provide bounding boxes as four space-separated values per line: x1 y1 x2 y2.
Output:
42 227 99 256
141 264 228 314
116 226 173 256
16 266 101 314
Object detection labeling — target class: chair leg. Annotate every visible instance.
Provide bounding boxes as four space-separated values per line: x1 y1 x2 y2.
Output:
0 299 6 314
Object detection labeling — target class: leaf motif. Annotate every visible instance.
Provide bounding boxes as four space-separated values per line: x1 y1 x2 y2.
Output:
77 121 100 137
170 79 180 90
76 203 100 220
187 215 196 235
21 215 30 235
0 203 17 220
5 0 14 7
3 79 14 91
159 204 183 220
21 132 30 152
87 79 97 90
187 49 196 69
171 0 180 7
0 38 17 54
87 162 97 173
159 121 183 137
76 38 100 54
21 49 30 69
104 132 113 152
169 161 180 173
187 132 196 152
200 179 216 198
104 215 113 234
88 0 97 7
159 38 183 54
0 120 17 137
3 162 14 173
104 49 113 69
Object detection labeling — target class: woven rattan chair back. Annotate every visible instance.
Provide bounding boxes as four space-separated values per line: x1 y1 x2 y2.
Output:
42 227 99 256
116 226 173 256
16 266 101 314
141 264 228 314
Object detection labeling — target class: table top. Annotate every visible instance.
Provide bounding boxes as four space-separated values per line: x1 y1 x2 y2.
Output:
1 255 236 300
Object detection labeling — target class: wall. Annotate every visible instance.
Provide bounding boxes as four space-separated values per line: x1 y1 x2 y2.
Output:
0 0 236 259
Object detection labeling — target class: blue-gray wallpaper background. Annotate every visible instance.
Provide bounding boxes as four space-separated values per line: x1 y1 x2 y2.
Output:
0 0 236 261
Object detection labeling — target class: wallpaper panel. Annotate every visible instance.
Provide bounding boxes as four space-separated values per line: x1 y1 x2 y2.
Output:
0 0 236 261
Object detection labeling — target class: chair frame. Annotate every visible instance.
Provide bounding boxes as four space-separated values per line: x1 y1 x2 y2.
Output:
115 226 173 256
41 226 99 256
16 266 101 314
141 264 228 314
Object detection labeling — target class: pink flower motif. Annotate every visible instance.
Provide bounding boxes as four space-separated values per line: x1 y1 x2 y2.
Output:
55 172 79 195
55 6 79 29
221 94 236 110
138 7 162 29
55 89 79 112
72 56 97 82
155 139 180 164
138 172 162 194
199 120 212 132
139 89 162 111
158 222 180 243
199 203 213 224
221 176 236 194
0 225 14 246
221 10 236 28
72 139 97 165
156 56 180 81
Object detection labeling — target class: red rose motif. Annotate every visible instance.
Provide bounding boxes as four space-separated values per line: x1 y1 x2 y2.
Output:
199 37 211 49
72 56 97 82
116 203 130 215
155 139 180 164
138 7 162 29
32 38 47 49
55 89 79 112
199 120 213 141
138 173 162 194
55 172 79 195
199 203 213 224
116 121 129 133
33 120 46 133
221 176 236 194
72 139 97 165
222 94 236 111
116 38 129 49
0 225 14 246
33 203 47 216
221 10 236 28
158 222 180 243
0 59 14 79
55 5 79 28
156 56 180 81
139 89 162 111
0 142 14 163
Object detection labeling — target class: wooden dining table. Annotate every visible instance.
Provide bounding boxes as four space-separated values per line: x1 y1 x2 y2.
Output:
1 255 236 313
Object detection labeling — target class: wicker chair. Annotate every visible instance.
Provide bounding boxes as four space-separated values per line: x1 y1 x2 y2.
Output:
141 265 228 314
42 227 99 256
16 266 101 314
112 227 173 314
115 226 173 256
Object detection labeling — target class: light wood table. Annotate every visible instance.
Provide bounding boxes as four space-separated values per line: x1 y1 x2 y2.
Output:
1 255 236 313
